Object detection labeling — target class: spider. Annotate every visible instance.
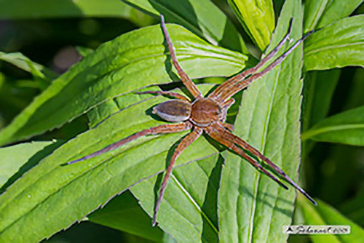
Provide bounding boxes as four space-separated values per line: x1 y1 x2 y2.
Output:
69 14 316 226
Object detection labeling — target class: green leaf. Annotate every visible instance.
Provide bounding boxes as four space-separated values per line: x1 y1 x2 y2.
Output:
88 191 166 242
0 141 58 189
303 0 363 33
228 0 275 50
303 0 329 33
219 0 304 241
0 24 247 146
301 106 364 146
90 84 222 242
0 90 221 242
0 51 57 89
298 195 364 243
87 86 161 129
123 0 247 52
316 0 363 29
304 15 364 71
76 46 94 58
131 154 223 242
0 0 153 26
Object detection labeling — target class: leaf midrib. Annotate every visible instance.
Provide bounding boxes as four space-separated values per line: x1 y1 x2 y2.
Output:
301 123 364 140
172 174 218 235
305 41 364 56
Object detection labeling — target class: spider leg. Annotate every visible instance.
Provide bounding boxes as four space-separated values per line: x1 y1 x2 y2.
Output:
221 98 235 110
205 124 288 190
207 123 317 205
135 90 190 102
160 14 202 99
153 127 203 226
68 122 192 164
208 18 293 101
217 29 313 103
221 123 234 131
219 98 235 124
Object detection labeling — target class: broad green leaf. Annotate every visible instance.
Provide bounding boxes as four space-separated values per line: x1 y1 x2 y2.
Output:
0 91 221 242
303 0 329 33
131 153 223 242
298 195 364 243
303 0 363 33
0 24 247 147
301 69 340 156
304 15 364 71
316 0 363 29
219 0 304 241
228 0 275 50
301 106 364 146
87 86 160 129
0 0 153 26
88 191 166 242
90 84 222 242
0 141 58 189
123 0 247 52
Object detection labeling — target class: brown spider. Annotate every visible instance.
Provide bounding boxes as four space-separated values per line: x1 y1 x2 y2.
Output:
69 15 316 226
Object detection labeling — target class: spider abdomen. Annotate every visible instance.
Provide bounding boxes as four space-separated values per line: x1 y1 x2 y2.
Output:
190 98 221 127
153 100 192 122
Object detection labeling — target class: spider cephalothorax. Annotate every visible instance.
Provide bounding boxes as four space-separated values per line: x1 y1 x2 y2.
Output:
69 14 316 226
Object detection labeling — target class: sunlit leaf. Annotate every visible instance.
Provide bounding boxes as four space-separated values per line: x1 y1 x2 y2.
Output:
316 0 363 29
0 89 220 242
303 0 329 33
219 0 305 241
304 15 364 71
228 0 275 50
131 153 222 242
0 141 58 189
303 0 363 33
0 24 247 147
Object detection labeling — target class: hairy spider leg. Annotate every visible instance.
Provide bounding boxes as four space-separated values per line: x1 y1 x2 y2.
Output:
208 18 293 101
221 123 234 131
68 122 192 164
205 124 288 190
153 127 203 226
160 14 202 99
219 98 235 126
217 30 313 103
210 123 317 205
135 90 190 102
221 31 313 101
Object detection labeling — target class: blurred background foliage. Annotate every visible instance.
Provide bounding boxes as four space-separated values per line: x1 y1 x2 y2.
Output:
0 0 363 242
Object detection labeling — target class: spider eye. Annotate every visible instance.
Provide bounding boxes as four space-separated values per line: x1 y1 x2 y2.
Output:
153 100 191 122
